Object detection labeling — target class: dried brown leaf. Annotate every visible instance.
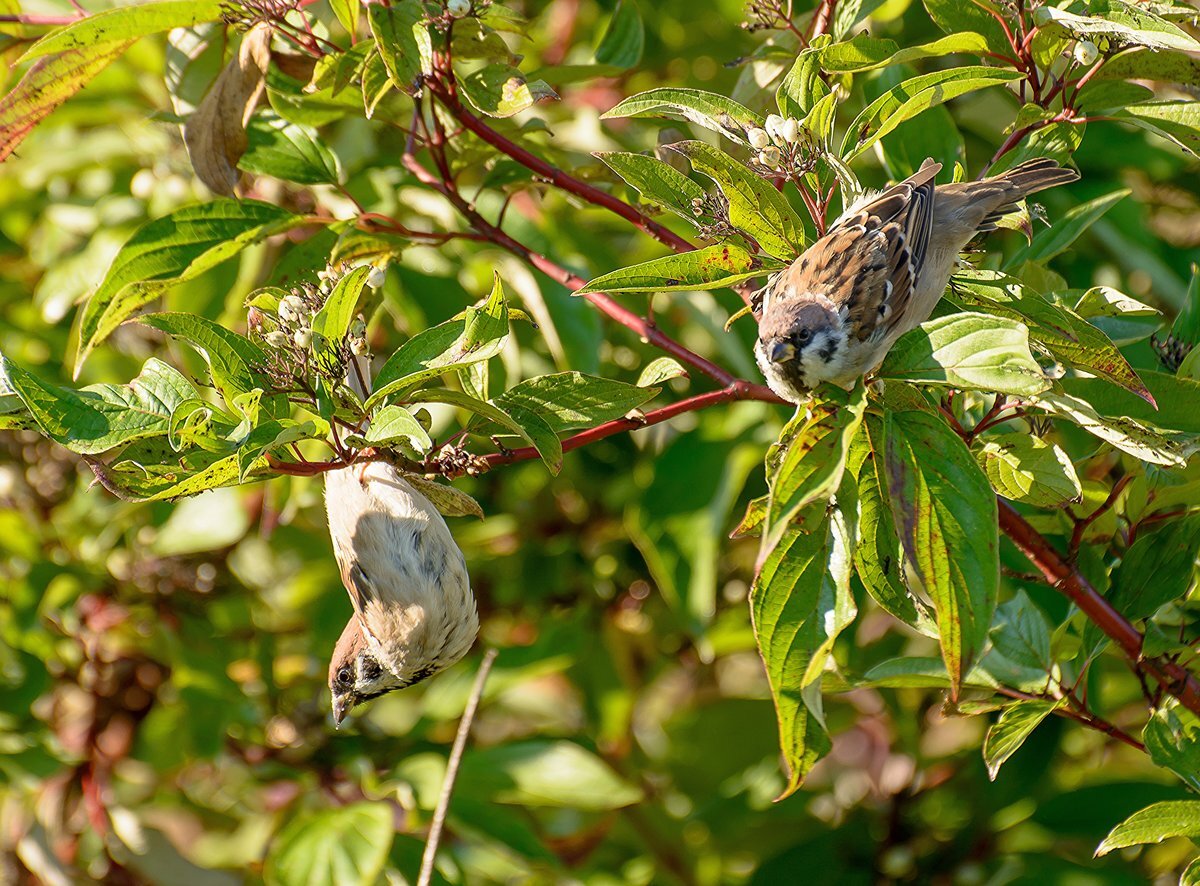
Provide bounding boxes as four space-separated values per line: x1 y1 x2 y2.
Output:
183 23 272 195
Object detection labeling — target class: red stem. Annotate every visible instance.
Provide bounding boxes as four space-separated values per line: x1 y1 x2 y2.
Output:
426 77 696 254
998 500 1200 719
400 149 741 387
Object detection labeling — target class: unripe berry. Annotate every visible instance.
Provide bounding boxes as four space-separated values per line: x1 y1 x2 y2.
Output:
747 127 770 149
367 266 386 289
447 0 470 17
758 146 782 168
349 337 368 356
265 331 289 348
764 114 785 140
780 117 801 144
1073 40 1099 66
293 328 312 349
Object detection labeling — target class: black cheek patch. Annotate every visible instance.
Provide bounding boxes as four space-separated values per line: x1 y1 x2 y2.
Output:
819 341 837 363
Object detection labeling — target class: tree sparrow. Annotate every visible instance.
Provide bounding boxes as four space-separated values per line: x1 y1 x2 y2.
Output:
755 157 1079 401
325 353 478 726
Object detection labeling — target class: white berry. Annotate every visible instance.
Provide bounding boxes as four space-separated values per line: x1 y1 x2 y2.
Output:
293 328 312 349
1073 40 1099 66
265 331 289 348
758 147 781 168
367 266 386 289
447 0 470 16
780 117 801 144
747 127 770 149
765 114 785 140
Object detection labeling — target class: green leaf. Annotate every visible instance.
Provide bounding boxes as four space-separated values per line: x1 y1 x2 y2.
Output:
403 474 484 519
665 141 807 259
601 87 763 144
885 410 999 697
240 113 343 185
77 200 304 369
595 151 707 224
367 1 432 96
234 419 325 482
329 0 360 37
1032 388 1188 467
984 700 1060 781
1108 515 1200 624
842 67 1022 161
859 656 1000 690
312 266 371 345
1114 101 1200 157
776 47 829 119
20 0 224 60
1033 1 1200 53
878 313 1049 396
92 451 262 502
1096 800 1200 856
594 0 644 69
975 433 1082 508
1 356 194 455
361 50 394 119
577 243 784 294
1007 189 1129 267
1144 704 1200 793
1073 286 1163 346
947 270 1153 403
1065 372 1200 435
492 371 658 433
762 382 867 556
819 32 993 72
848 417 927 631
408 388 560 473
637 357 687 387
461 64 558 118
264 802 393 886
364 405 433 456
0 41 133 163
989 592 1054 673
752 514 853 799
1097 47 1200 87
137 313 269 405
458 741 642 809
922 0 1013 55
367 285 510 409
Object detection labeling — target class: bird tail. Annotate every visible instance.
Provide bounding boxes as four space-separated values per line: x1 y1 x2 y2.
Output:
977 158 1080 231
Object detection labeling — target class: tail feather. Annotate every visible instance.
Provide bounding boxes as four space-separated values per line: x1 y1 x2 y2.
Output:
977 158 1079 231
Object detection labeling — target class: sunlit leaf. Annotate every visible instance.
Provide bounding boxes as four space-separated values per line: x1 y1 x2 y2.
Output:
879 313 1049 396
367 1 432 96
975 433 1082 507
264 802 393 886
602 87 763 143
984 700 1060 781
664 140 806 259
1096 800 1200 856
577 243 784 294
461 64 558 118
885 410 999 697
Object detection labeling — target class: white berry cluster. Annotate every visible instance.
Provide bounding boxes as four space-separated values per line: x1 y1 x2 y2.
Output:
745 114 811 175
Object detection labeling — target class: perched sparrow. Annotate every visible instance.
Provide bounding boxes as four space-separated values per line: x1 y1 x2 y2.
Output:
325 353 478 726
755 157 1079 401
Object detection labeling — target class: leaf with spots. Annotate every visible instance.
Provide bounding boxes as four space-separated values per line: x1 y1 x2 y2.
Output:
577 243 785 295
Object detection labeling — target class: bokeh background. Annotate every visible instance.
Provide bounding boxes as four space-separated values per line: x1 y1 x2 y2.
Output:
2 0 1199 882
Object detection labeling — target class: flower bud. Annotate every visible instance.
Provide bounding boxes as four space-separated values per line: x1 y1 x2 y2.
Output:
247 307 265 332
1073 39 1099 66
367 266 386 289
447 0 470 16
265 331 289 348
764 114 785 140
293 328 312 349
758 146 782 168
780 117 801 144
747 127 770 149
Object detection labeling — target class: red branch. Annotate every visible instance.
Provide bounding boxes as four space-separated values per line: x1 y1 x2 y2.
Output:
399 147 751 388
425 77 696 254
998 501 1200 718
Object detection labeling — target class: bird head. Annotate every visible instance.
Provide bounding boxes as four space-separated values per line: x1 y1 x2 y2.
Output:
755 291 846 398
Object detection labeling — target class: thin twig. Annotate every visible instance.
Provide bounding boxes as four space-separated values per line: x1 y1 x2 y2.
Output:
418 648 498 886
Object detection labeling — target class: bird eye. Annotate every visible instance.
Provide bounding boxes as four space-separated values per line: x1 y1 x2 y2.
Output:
336 666 353 687
795 329 813 345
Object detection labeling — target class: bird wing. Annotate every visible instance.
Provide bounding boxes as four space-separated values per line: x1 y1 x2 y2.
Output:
790 159 941 343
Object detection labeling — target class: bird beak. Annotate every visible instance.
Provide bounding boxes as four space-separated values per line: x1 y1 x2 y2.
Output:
768 340 795 364
332 697 350 728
